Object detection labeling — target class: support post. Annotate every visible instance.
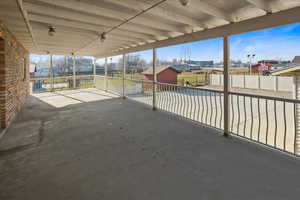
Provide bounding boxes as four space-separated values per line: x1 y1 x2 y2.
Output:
93 57 96 86
223 36 230 137
152 48 157 110
104 57 108 91
72 54 76 89
293 73 300 156
122 54 126 98
49 54 54 91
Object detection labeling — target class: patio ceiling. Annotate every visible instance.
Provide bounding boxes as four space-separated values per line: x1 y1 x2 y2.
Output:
1 0 300 57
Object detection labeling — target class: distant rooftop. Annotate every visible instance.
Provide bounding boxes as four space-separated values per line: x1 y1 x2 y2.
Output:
292 56 300 63
142 66 179 75
272 63 300 76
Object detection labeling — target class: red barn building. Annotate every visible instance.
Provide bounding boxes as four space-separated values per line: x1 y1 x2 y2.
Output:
142 66 179 84
251 60 278 73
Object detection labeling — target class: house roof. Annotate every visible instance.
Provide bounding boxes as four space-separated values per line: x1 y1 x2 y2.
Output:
292 56 300 63
272 63 300 76
142 66 179 75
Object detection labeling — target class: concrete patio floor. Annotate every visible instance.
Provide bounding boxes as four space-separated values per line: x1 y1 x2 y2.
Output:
0 89 300 200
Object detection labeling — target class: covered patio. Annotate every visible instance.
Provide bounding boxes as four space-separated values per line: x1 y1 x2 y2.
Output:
1 89 300 200
1 0 300 199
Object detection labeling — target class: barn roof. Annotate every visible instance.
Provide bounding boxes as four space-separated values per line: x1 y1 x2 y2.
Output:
142 66 179 75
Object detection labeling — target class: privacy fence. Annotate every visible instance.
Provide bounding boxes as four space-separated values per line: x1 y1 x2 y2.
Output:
210 74 294 92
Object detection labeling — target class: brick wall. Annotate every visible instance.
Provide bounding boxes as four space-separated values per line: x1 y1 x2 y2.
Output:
0 23 29 128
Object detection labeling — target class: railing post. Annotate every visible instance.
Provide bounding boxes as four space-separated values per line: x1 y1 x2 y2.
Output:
105 57 108 92
122 54 126 98
223 36 230 137
93 57 96 86
72 53 76 89
152 48 157 110
294 73 300 156
49 54 54 91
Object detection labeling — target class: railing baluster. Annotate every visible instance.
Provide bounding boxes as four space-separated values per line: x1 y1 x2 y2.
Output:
265 99 269 144
214 92 218 127
166 85 170 112
231 94 234 132
219 93 223 129
197 89 201 122
190 89 194 119
250 97 253 140
294 103 297 155
172 85 175 113
193 89 197 121
205 90 209 124
176 86 180 116
185 88 189 118
178 87 182 116
258 98 261 142
209 91 213 126
237 95 240 134
283 101 287 151
243 96 247 137
201 90 205 123
274 100 277 148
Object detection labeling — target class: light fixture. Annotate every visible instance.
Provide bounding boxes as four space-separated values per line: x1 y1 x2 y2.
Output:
48 26 56 36
179 0 190 6
100 32 106 42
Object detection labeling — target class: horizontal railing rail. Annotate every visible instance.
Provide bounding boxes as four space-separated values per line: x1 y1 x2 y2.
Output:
30 75 95 92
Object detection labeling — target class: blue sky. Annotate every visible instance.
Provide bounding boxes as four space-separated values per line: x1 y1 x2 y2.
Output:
32 22 300 64
127 22 300 63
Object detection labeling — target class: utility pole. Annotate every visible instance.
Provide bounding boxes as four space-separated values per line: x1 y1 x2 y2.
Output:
247 54 255 75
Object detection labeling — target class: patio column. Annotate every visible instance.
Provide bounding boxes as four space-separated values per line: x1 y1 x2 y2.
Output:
105 57 108 91
223 36 230 137
293 73 300 155
72 54 76 89
122 54 126 98
152 48 157 110
49 54 53 91
93 57 96 86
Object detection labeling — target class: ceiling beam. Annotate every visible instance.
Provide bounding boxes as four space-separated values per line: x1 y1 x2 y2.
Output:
246 0 284 13
106 0 206 28
30 0 186 33
16 0 37 48
191 1 234 22
94 6 300 58
23 2 177 36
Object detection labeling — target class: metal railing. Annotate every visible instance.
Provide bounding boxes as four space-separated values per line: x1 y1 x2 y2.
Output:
229 91 299 155
94 75 299 156
31 75 94 92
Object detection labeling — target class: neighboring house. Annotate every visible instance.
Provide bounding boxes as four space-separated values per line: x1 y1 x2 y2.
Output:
142 66 179 84
272 64 300 76
292 56 300 63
